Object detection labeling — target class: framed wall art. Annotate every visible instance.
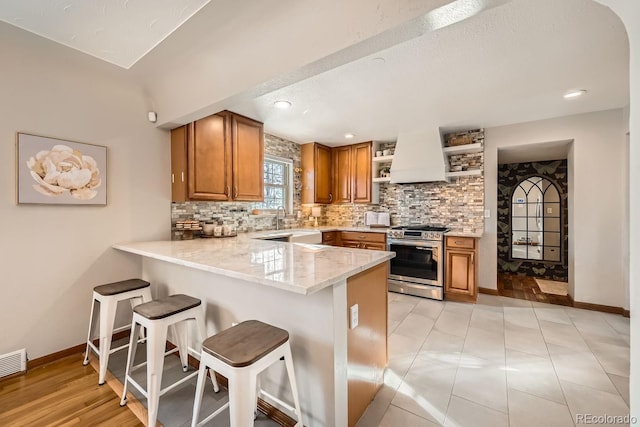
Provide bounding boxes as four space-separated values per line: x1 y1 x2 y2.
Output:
16 133 107 205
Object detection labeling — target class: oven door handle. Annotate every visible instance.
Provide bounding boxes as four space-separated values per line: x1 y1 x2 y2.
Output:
415 247 432 251
387 239 441 249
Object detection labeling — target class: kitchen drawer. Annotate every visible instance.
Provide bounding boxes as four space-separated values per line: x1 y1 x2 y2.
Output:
445 236 476 249
362 243 386 251
322 231 337 245
340 231 386 244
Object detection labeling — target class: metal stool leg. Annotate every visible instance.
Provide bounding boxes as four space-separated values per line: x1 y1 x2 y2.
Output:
83 296 96 366
120 320 140 406
229 368 258 427
98 296 118 385
191 359 209 427
146 319 168 427
195 313 220 393
283 343 303 426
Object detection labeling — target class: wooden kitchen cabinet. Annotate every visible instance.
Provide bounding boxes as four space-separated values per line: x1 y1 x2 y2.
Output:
302 141 372 205
332 145 352 204
332 142 372 204
170 125 188 202
340 231 386 250
184 111 263 202
322 231 338 246
301 143 333 204
351 142 372 203
231 114 264 201
445 236 478 302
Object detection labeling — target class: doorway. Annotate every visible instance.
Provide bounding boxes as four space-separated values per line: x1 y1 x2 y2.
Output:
496 143 571 306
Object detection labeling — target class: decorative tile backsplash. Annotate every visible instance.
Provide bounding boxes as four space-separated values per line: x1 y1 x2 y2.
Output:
172 130 485 237
319 175 484 232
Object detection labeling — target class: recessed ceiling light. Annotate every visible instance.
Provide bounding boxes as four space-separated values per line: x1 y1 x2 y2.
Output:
563 89 587 99
371 57 386 64
344 133 355 139
273 100 292 109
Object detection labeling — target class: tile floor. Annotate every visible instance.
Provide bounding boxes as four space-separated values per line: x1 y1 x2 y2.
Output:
356 292 631 427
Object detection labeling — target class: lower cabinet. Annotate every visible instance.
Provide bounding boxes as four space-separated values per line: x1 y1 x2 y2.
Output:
445 236 477 302
340 231 386 250
321 231 338 246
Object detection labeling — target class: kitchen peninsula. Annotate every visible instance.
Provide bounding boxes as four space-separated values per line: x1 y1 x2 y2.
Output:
114 233 394 427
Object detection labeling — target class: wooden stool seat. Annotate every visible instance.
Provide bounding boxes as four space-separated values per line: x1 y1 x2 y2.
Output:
133 294 201 320
203 320 289 368
93 278 150 296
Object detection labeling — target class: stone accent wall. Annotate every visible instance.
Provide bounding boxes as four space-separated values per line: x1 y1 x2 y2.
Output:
171 133 304 239
497 159 569 281
321 175 484 232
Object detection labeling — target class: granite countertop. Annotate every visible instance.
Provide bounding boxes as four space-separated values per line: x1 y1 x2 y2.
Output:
304 225 483 238
445 230 484 238
302 225 391 233
113 233 394 296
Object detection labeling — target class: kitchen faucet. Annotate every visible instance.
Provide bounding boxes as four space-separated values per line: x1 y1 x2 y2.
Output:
275 206 286 230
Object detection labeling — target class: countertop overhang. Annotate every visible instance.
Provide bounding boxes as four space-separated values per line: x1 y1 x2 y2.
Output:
114 232 394 295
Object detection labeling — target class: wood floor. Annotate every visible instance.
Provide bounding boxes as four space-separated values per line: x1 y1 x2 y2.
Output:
497 273 572 306
0 352 142 427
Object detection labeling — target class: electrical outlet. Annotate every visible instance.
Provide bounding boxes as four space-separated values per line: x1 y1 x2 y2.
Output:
349 304 359 329
547 207 553 214
484 209 490 218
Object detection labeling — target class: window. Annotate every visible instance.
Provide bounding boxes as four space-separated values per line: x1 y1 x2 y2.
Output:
511 176 561 262
253 155 293 212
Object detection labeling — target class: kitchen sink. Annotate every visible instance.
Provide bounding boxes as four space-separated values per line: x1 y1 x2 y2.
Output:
253 230 321 244
259 234 293 242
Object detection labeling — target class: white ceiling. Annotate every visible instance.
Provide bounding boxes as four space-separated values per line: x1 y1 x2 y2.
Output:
0 0 210 69
0 0 629 144
229 0 629 144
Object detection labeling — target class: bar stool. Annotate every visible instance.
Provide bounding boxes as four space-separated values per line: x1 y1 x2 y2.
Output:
119 294 219 427
191 320 303 427
83 278 152 385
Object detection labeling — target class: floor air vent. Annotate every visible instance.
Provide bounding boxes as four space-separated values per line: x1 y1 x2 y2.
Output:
0 349 27 378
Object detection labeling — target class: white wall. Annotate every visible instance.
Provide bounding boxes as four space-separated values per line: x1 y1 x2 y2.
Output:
480 109 627 308
0 23 170 360
593 0 640 417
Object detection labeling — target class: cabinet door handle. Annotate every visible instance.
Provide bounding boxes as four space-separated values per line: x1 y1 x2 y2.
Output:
455 240 465 245
225 185 230 197
234 186 238 199
471 253 475 265
329 193 333 202
171 173 175 184
181 172 185 182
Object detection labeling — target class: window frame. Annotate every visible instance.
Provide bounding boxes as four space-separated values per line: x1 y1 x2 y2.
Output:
253 154 293 214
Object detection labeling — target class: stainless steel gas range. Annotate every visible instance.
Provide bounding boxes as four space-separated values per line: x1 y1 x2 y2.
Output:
387 224 449 300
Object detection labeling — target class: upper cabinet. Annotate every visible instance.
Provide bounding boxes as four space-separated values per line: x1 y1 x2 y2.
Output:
231 114 264 201
302 141 372 205
332 145 352 204
351 142 372 204
188 113 232 201
172 111 264 203
170 126 188 202
302 143 333 204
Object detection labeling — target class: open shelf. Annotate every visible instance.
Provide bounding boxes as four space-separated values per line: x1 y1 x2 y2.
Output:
372 177 391 183
442 143 484 155
445 169 483 179
372 155 394 163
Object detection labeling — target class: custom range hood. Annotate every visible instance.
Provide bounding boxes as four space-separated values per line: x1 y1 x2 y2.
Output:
389 129 447 183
